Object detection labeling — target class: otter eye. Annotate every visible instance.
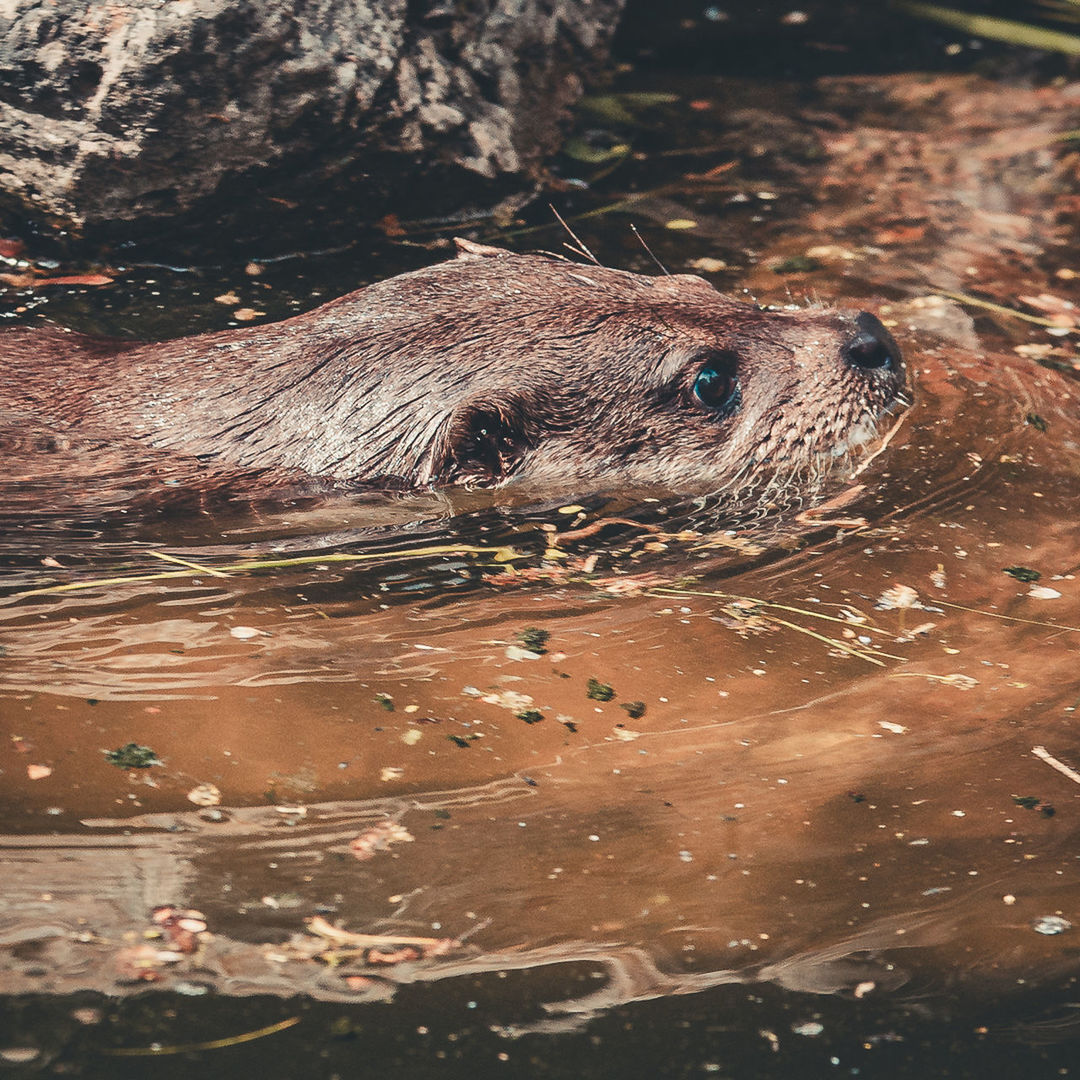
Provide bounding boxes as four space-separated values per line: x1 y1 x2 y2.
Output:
692 359 739 414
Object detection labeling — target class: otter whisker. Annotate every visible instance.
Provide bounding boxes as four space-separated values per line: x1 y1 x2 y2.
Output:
629 224 670 276
549 204 601 267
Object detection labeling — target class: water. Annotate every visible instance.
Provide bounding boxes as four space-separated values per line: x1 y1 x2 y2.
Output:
2 4 1080 1075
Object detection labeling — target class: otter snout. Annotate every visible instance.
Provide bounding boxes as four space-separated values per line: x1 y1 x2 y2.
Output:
842 312 903 374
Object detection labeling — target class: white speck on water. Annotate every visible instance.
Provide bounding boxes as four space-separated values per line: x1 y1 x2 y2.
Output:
1033 915 1071 935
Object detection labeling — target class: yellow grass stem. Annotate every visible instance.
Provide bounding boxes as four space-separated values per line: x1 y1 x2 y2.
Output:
934 289 1076 330
8 545 522 601
146 550 231 577
101 1016 300 1056
899 2 1080 55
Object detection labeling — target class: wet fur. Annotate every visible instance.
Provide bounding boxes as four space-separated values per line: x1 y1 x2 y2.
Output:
0 241 906 502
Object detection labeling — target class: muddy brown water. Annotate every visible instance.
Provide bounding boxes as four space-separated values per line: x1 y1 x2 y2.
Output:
2 47 1080 1080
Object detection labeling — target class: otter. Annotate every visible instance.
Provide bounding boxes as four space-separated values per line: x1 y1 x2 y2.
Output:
0 240 905 497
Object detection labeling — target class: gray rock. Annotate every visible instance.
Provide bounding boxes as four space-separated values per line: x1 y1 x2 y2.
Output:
0 0 624 231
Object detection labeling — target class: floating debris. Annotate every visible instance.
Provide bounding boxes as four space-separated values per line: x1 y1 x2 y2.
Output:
586 678 616 701
186 783 222 807
1032 745 1080 785
1028 586 1062 600
480 689 535 711
104 743 161 769
305 915 458 960
1032 916 1072 936
890 672 978 690
349 820 414 861
505 645 542 661
1004 566 1041 583
877 583 920 611
516 626 550 654
1013 795 1055 817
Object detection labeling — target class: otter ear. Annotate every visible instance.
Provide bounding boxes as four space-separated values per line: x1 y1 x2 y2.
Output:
453 238 511 260
429 400 535 486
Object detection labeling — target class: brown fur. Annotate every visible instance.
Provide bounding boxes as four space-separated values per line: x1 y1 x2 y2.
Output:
0 241 906 502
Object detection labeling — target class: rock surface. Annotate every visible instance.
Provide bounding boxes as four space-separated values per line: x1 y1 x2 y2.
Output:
0 0 624 232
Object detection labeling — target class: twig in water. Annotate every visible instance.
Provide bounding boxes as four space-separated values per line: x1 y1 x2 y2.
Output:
1032 745 1080 786
551 517 664 545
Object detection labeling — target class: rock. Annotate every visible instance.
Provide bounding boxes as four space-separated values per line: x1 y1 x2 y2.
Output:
0 0 624 234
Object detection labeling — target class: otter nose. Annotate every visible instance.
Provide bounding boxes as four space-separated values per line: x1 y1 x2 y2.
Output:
843 312 902 373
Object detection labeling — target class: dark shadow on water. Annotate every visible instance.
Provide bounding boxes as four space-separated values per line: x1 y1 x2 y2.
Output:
4 974 1080 1079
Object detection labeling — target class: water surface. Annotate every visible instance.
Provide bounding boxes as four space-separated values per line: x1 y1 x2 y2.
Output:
2 18 1080 1077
